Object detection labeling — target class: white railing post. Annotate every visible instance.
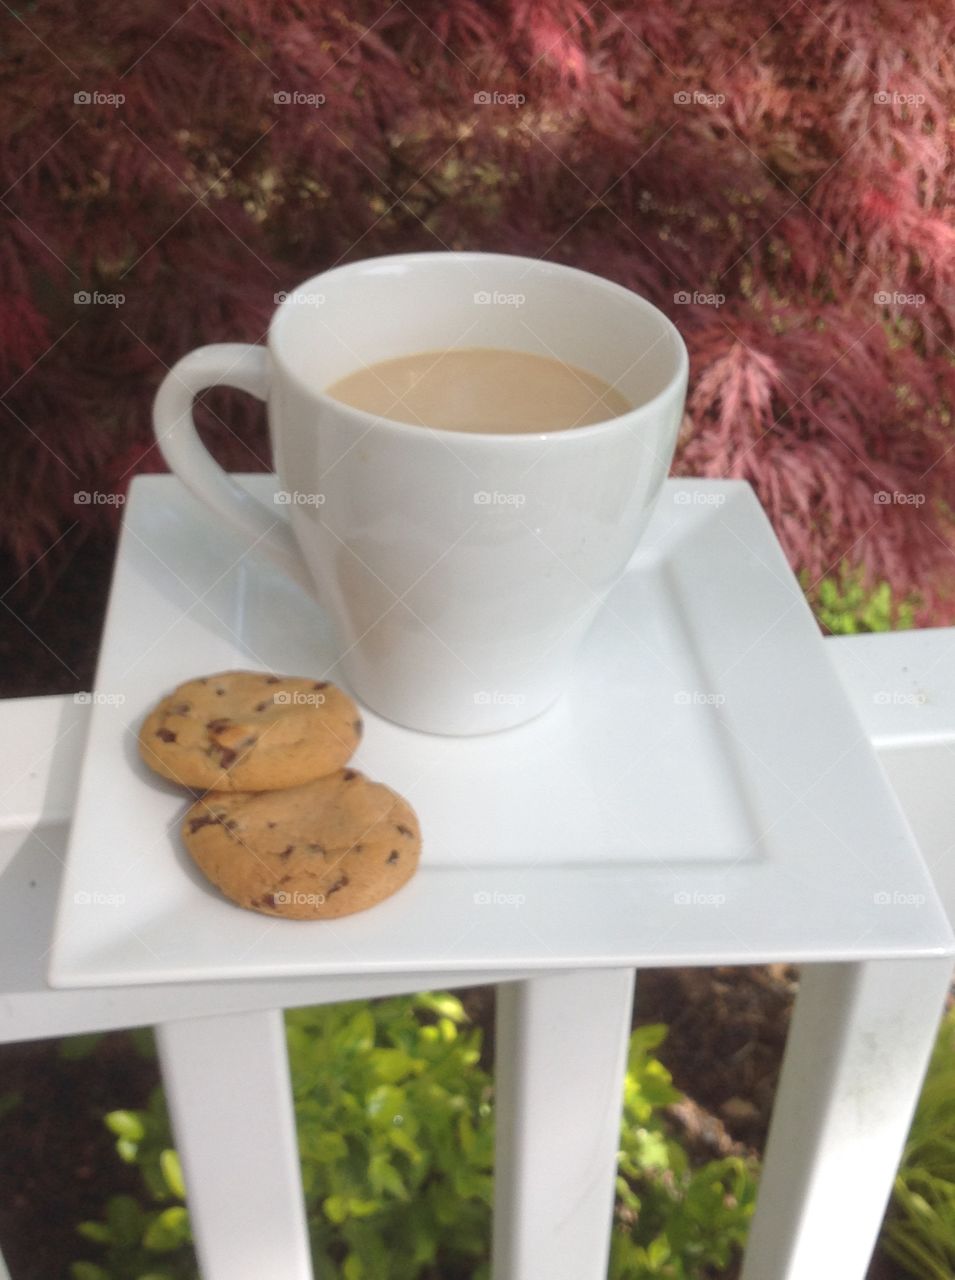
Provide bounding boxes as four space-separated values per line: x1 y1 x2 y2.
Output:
492 969 635 1280
740 630 955 1279
156 1009 315 1280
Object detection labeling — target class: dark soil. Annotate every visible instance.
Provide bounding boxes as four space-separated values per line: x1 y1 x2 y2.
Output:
636 965 797 1155
0 532 907 1279
0 1035 158 1280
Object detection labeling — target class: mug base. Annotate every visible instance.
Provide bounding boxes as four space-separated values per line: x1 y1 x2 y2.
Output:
353 685 566 737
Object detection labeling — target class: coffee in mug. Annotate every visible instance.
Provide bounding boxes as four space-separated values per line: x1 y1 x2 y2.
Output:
325 347 632 433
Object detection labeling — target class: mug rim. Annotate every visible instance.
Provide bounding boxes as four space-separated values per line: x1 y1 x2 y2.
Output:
268 250 689 444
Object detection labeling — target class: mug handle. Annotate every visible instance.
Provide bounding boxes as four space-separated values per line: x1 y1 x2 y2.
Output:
153 343 313 594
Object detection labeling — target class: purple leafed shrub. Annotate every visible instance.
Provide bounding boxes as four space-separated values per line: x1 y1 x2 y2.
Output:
2 1 953 616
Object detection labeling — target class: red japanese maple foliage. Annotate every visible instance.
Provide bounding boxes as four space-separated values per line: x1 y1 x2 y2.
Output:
2 0 953 616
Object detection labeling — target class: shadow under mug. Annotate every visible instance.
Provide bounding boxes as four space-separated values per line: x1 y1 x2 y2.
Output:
152 251 689 735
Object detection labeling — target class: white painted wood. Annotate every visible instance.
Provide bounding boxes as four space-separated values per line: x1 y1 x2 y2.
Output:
492 969 635 1280
0 694 89 828
738 629 955 1279
825 627 955 749
1 622 955 1279
742 957 952 1279
876 744 955 922
826 627 955 920
157 1009 314 1280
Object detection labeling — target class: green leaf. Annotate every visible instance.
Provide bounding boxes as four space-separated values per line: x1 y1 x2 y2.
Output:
106 1110 146 1142
415 993 467 1023
646 1234 671 1267
301 1130 349 1163
142 1206 190 1252
451 1167 493 1201
159 1149 186 1199
70 1264 110 1280
323 1193 381 1223
631 1127 671 1172
342 1008 375 1052
349 1228 392 1279
323 1194 349 1224
629 1023 669 1055
76 1221 111 1243
457 1113 475 1156
372 1049 422 1083
615 1175 640 1211
343 1256 363 1280
106 1194 144 1246
387 1125 422 1161
346 1197 381 1218
369 1152 408 1200
410 1217 439 1264
365 1084 406 1124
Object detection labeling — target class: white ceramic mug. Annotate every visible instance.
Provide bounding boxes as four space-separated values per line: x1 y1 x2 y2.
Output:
153 252 688 734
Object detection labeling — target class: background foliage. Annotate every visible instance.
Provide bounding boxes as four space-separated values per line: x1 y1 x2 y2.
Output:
3 1 954 616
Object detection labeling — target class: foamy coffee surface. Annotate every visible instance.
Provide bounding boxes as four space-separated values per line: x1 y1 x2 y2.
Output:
325 347 631 433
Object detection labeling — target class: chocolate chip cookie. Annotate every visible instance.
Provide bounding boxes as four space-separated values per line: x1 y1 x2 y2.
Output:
182 770 421 919
139 671 362 792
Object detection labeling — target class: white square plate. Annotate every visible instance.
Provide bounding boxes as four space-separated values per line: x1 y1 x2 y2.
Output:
49 476 952 987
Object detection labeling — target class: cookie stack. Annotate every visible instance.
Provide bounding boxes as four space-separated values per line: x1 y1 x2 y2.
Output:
138 671 421 920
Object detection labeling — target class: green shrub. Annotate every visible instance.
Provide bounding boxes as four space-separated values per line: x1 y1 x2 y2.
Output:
882 1007 955 1280
807 569 916 635
288 993 493 1279
610 1025 757 1278
71 997 758 1280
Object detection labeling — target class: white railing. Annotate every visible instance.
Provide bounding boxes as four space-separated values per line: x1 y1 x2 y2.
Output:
1 627 952 1280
